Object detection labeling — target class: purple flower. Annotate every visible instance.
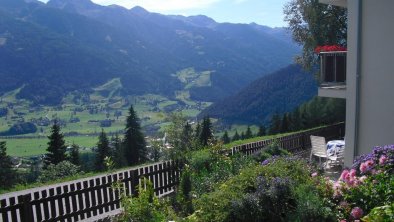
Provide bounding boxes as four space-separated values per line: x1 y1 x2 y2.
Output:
261 159 270 166
351 207 363 219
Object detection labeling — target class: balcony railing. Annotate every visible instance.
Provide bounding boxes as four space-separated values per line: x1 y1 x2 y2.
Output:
320 51 347 86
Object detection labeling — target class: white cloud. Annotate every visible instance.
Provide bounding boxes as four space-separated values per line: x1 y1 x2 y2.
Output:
92 0 222 12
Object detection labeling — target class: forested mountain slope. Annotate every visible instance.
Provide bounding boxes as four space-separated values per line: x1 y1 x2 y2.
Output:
0 0 300 105
200 65 318 125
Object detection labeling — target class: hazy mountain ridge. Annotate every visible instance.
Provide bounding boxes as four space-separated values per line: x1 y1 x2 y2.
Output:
0 0 300 105
199 65 318 125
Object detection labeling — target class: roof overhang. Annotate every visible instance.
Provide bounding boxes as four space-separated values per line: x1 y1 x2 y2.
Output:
319 0 347 8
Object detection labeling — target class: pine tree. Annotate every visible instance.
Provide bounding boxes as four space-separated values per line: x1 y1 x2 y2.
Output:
69 143 80 166
45 122 67 166
194 121 201 144
199 116 213 146
257 125 266 137
290 107 301 131
181 122 193 151
123 105 146 166
245 126 253 139
221 131 230 144
112 133 126 168
95 129 111 171
280 114 289 133
268 112 281 135
166 114 193 161
0 141 15 189
241 131 245 140
232 130 240 141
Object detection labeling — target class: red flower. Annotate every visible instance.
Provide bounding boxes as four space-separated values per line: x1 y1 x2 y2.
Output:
314 45 347 53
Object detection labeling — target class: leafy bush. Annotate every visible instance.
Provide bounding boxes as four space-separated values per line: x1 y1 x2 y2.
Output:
192 157 315 222
362 204 394 222
230 177 296 222
252 140 290 163
118 179 170 222
189 146 254 197
315 145 394 221
176 166 193 216
289 184 335 222
38 161 81 183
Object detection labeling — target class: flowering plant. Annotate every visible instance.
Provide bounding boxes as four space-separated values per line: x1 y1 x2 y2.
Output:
314 145 394 221
314 45 347 53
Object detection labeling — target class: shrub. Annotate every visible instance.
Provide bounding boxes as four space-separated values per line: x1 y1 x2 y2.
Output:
315 145 394 221
119 179 167 222
362 204 394 222
192 157 315 222
176 166 193 216
252 140 290 163
38 161 81 183
230 177 296 222
289 184 335 222
189 145 254 197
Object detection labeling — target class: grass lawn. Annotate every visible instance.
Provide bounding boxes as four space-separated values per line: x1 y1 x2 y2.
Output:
2 136 98 157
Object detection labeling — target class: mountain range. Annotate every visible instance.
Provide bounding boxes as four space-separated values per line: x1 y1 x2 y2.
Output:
199 65 318 125
0 0 300 105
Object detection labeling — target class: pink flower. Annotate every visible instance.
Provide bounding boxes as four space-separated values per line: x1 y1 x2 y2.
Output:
340 220 347 222
366 159 374 168
340 170 349 181
347 178 355 186
379 155 388 165
359 162 368 173
349 169 357 178
333 181 342 197
351 207 363 219
359 176 367 183
311 172 318 177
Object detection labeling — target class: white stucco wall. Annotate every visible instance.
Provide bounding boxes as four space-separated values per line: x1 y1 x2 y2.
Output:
357 0 394 155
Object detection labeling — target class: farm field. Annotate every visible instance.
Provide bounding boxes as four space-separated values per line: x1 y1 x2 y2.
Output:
3 136 98 157
0 76 214 157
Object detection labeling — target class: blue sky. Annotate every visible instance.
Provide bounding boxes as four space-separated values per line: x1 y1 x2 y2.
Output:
38 0 291 27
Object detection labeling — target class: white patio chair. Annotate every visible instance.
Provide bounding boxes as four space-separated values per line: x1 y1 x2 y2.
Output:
327 144 345 168
310 135 328 167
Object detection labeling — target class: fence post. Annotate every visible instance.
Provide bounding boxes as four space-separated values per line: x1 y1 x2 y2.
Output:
19 194 33 222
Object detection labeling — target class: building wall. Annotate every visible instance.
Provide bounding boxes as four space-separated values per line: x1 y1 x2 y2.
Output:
345 0 394 166
357 0 394 155
344 0 359 166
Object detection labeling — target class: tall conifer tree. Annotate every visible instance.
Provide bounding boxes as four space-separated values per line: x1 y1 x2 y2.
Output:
123 105 146 166
232 130 240 141
258 125 266 137
112 133 126 168
45 121 67 166
221 131 230 144
69 143 80 166
245 126 253 139
199 116 213 146
95 129 110 171
269 112 281 135
0 141 15 189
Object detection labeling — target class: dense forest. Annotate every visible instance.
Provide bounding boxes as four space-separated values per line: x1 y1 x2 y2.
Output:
200 64 318 125
0 0 299 105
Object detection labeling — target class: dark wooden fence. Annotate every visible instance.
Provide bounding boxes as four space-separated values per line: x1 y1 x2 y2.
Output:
0 161 180 222
231 122 345 156
0 123 344 222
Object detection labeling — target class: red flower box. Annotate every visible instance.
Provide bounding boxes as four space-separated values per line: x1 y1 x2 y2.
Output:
315 45 347 54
